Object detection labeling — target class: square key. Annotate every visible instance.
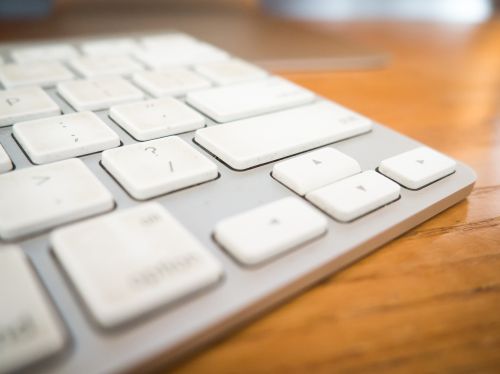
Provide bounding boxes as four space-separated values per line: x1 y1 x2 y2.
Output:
109 97 204 141
102 136 218 200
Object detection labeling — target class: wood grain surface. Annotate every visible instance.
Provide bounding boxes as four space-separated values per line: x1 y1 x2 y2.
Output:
171 19 500 374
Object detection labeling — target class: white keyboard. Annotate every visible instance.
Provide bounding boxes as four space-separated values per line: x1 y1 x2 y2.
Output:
0 32 476 373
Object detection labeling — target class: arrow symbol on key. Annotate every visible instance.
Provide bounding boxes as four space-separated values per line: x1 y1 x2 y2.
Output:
33 176 50 186
312 159 322 165
356 185 366 192
416 159 425 164
6 97 20 106
269 218 280 225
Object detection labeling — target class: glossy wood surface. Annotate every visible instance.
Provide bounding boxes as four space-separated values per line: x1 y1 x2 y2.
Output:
173 19 500 373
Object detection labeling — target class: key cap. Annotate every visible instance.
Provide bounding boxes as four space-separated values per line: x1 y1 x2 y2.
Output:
0 158 114 239
214 197 327 266
187 77 315 122
0 144 13 173
0 61 74 88
80 38 140 56
102 136 218 200
272 147 361 195
13 111 120 164
69 55 143 78
11 44 79 63
379 146 457 189
0 245 66 373
194 59 267 85
0 87 60 127
132 68 211 98
57 77 145 111
195 101 372 170
307 170 400 222
136 42 229 69
109 97 204 141
140 33 198 49
51 203 223 327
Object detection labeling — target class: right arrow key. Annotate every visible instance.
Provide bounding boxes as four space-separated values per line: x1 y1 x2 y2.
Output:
379 146 456 189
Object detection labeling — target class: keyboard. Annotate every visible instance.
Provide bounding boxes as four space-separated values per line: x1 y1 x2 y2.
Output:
0 32 476 373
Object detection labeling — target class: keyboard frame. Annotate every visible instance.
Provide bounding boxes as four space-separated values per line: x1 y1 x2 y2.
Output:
0 33 476 373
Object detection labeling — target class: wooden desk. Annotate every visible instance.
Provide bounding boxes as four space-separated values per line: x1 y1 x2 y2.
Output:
172 20 500 373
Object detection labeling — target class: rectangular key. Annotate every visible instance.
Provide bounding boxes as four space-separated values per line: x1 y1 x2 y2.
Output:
194 59 267 85
195 101 372 170
0 246 66 373
186 77 315 122
57 77 145 111
0 61 74 88
51 203 223 327
379 146 457 189
272 147 361 195
0 158 114 239
307 170 401 222
69 56 143 78
13 111 120 164
214 197 327 266
109 98 204 141
80 38 140 56
132 68 211 98
11 44 79 63
0 87 60 127
0 144 13 173
102 136 218 200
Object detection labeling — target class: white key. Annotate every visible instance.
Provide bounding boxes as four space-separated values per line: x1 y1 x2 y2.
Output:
0 61 74 88
109 98 204 141
140 33 198 50
214 197 327 266
195 101 372 170
273 147 361 195
132 68 211 98
307 170 400 222
0 158 113 239
102 136 218 200
0 144 13 173
0 87 60 127
136 43 229 69
69 55 143 78
57 77 144 111
0 246 66 373
13 112 120 164
80 38 140 56
52 203 223 327
194 59 267 85
379 146 457 189
11 44 79 63
187 77 315 122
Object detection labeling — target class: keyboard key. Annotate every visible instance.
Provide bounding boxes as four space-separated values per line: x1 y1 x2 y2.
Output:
194 59 267 85
272 147 361 195
214 197 327 265
69 55 143 78
187 77 315 122
307 170 400 222
0 144 13 173
195 101 372 170
0 87 60 127
140 33 197 49
0 61 74 88
109 97 204 141
57 77 145 111
13 112 120 164
132 68 211 97
102 136 218 200
0 246 66 373
80 38 140 56
379 146 457 189
0 158 113 239
51 203 223 327
11 44 79 63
